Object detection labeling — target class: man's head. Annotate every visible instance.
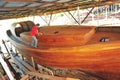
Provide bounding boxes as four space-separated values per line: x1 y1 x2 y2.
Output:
36 23 40 26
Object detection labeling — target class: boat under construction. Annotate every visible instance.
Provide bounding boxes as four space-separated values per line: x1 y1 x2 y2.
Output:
0 0 120 80
5 21 120 80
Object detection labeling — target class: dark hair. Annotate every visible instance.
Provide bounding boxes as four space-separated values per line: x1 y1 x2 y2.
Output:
36 23 40 26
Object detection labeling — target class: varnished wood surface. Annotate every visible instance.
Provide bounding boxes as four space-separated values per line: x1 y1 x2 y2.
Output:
21 26 96 47
14 40 120 80
7 26 120 80
87 32 120 44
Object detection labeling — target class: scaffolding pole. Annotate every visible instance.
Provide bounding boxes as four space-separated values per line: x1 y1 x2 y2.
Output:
0 54 15 80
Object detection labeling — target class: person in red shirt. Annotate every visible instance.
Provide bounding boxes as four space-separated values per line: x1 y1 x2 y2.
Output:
30 24 39 48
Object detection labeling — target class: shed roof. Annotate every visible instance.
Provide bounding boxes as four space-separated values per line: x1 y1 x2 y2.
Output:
0 0 119 20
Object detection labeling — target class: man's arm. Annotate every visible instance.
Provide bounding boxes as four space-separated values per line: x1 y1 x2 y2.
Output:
37 29 39 36
37 29 43 36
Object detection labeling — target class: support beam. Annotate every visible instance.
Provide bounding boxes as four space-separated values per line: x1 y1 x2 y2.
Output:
81 7 94 24
48 12 53 26
77 7 81 25
40 16 49 25
0 0 61 4
67 10 80 25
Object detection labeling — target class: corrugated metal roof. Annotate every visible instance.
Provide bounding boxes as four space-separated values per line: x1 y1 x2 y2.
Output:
0 0 119 20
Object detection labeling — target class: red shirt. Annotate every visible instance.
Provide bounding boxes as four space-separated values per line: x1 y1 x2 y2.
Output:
30 25 38 36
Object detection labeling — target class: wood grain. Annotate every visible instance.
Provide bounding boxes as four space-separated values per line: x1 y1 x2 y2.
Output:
8 25 120 80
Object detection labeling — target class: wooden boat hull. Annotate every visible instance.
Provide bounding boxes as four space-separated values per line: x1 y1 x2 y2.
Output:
14 41 120 69
7 23 120 79
10 40 120 80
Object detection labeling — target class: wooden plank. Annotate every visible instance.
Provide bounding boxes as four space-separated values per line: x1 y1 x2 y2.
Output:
0 54 14 80
27 72 79 80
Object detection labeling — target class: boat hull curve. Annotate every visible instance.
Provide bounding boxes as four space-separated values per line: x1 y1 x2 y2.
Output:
6 25 120 80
